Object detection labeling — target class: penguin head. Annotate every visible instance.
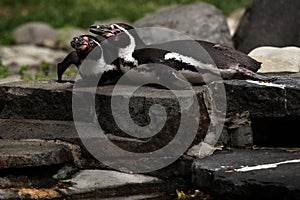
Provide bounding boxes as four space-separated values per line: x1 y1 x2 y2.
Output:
70 35 101 53
90 23 135 48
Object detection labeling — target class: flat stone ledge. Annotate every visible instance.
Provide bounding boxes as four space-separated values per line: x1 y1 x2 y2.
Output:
1 74 300 121
192 148 300 200
68 170 164 197
0 170 176 199
0 139 73 169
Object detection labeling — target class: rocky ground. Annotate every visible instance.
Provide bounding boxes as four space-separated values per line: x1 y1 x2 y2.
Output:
0 1 300 199
0 73 300 199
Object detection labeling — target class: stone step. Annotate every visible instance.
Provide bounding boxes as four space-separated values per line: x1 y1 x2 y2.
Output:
1 75 300 147
0 169 179 199
1 75 299 120
192 148 300 200
0 139 73 169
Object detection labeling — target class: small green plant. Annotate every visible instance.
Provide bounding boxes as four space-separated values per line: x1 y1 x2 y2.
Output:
40 61 51 76
0 60 9 78
64 67 78 76
18 65 29 79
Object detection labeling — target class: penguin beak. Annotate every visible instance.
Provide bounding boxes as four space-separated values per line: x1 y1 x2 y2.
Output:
90 24 116 38
70 37 84 49
90 25 110 34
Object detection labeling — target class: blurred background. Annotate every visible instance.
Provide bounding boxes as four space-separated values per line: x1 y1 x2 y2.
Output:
0 0 299 82
0 0 250 45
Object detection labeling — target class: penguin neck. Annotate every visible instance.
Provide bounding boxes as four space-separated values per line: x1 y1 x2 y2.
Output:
117 28 139 67
93 41 118 73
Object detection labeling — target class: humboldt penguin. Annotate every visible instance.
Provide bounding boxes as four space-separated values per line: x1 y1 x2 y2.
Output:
57 34 122 85
90 23 273 85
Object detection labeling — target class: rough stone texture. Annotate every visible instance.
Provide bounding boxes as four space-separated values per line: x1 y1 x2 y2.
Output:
133 2 233 47
2 75 299 121
0 139 73 169
68 170 164 197
1 74 300 149
13 22 57 47
0 169 178 199
0 79 210 151
233 0 300 53
248 46 300 73
192 148 300 200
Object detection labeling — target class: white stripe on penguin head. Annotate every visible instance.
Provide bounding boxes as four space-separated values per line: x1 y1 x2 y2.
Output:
112 24 138 66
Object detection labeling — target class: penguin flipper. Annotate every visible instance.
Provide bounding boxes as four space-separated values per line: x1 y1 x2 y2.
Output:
57 51 81 82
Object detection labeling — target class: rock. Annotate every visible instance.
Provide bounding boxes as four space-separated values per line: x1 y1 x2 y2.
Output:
56 27 87 50
52 164 78 180
0 45 66 74
233 0 300 53
1 74 300 149
133 2 233 47
13 22 57 47
248 46 300 73
192 148 300 200
68 170 169 198
0 139 73 169
0 76 21 84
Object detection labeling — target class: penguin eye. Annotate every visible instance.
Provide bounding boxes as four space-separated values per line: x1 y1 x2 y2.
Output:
88 41 95 46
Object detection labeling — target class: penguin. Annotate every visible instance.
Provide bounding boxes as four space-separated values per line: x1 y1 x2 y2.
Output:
57 34 122 85
90 23 274 85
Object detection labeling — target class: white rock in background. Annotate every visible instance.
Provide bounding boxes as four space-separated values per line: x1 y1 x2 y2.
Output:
248 46 300 73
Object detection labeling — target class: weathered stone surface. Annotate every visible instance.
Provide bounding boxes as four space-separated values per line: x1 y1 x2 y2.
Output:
0 139 73 169
233 0 300 53
1 74 300 149
0 79 209 149
0 170 178 199
13 22 57 47
134 2 232 47
248 46 300 73
2 75 300 120
192 148 300 200
68 170 173 199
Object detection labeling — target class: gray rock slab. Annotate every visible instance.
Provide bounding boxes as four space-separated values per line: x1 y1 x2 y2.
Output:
0 139 73 169
192 148 300 200
134 2 233 47
1 75 300 121
68 170 169 198
0 78 209 146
